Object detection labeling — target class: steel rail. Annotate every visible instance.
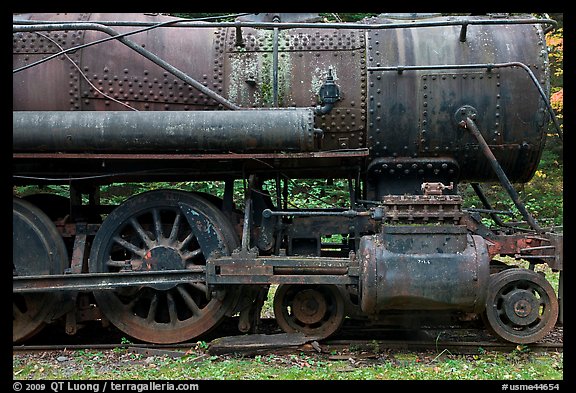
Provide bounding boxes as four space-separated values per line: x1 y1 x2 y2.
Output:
13 332 563 355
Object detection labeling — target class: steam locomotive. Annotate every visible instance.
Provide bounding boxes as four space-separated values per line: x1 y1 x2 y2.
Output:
13 12 563 345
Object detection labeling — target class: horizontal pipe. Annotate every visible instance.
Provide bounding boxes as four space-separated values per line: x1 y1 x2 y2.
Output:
13 17 556 30
13 109 319 153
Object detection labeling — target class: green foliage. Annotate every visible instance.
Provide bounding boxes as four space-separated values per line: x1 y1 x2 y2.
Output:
319 13 379 22
262 178 350 209
460 139 563 229
13 184 69 198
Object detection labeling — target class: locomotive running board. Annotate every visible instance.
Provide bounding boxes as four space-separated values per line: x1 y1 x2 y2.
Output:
12 149 369 160
205 252 358 285
13 255 359 292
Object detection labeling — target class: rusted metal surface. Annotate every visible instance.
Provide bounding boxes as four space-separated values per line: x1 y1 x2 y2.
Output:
273 284 345 339
13 109 318 153
366 157 461 196
13 13 236 111
13 198 69 342
13 269 205 293
206 252 356 285
11 13 561 347
208 332 320 356
10 325 564 355
545 233 564 271
222 25 367 150
483 268 559 344
13 148 369 160
365 14 549 185
485 232 563 271
359 228 490 314
463 115 543 232
13 13 552 183
379 194 463 223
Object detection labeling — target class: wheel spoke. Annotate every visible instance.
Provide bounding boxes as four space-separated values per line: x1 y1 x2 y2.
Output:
168 212 182 243
177 286 202 316
152 208 164 242
113 236 146 258
106 258 139 268
166 292 178 324
500 291 514 304
13 302 25 319
129 217 154 249
189 282 209 297
123 294 141 311
179 232 195 250
182 248 202 261
146 294 159 323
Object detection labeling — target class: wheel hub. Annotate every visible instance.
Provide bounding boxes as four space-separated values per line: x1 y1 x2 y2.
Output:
505 290 538 325
274 284 345 339
292 289 327 325
142 246 186 290
144 246 185 271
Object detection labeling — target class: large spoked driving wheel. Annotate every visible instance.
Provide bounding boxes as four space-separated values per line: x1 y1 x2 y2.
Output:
483 268 559 344
13 197 68 343
274 284 345 339
89 190 240 344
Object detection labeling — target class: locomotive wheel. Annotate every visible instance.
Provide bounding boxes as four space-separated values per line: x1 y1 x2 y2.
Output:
22 193 70 221
13 197 68 343
273 284 345 339
23 193 102 223
89 190 240 344
483 268 558 344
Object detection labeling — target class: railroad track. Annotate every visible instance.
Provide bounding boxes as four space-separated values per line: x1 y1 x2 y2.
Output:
13 319 563 356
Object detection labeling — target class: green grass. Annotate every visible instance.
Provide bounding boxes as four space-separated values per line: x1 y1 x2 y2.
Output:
12 346 563 380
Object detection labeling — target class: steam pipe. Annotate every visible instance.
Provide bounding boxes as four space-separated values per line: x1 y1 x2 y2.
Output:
13 109 318 153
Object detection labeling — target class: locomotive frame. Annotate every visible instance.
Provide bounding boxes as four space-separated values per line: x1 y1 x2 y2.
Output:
13 13 563 346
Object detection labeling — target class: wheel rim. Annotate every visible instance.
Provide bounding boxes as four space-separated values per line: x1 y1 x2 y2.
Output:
484 268 558 344
89 190 239 344
13 197 68 343
274 284 345 339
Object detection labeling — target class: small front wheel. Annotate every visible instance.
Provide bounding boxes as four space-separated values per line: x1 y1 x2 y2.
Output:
483 268 558 344
274 284 345 339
